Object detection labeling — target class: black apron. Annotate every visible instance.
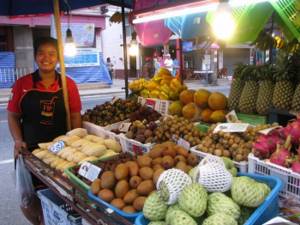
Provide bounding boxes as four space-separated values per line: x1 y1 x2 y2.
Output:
20 71 67 150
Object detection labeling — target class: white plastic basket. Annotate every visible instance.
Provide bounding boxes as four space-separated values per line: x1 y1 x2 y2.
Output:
83 121 120 143
190 146 248 173
138 96 172 115
119 134 154 155
37 189 81 225
248 153 300 201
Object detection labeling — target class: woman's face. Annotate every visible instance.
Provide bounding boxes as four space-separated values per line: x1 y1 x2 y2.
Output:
35 43 58 73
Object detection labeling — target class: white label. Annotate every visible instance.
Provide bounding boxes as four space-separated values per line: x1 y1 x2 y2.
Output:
48 141 65 154
106 208 114 214
111 97 119 104
213 123 250 133
258 126 281 135
118 122 132 132
177 138 190 150
78 162 101 182
226 110 240 123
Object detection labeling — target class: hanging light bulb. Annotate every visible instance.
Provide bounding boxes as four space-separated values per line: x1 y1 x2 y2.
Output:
212 2 236 41
64 28 77 57
129 39 139 56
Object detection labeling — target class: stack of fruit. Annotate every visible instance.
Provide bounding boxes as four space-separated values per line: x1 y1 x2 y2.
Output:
168 89 228 123
154 116 205 146
89 142 199 214
125 120 158 144
129 68 185 100
129 105 162 122
143 166 270 225
195 124 278 162
253 118 300 174
32 128 122 172
82 99 140 126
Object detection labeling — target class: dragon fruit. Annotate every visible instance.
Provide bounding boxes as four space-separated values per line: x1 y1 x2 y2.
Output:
269 135 292 167
283 119 300 145
291 158 300 174
253 133 282 159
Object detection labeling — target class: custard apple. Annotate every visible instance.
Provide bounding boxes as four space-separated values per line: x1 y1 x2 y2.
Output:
143 191 168 221
165 204 181 224
149 222 167 225
207 192 240 220
169 209 197 225
202 213 238 225
178 183 207 217
231 176 270 207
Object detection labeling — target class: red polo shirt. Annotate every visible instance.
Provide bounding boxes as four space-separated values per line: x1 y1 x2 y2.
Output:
7 73 82 114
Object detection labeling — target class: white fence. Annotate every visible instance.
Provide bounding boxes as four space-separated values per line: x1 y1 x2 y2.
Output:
0 67 33 88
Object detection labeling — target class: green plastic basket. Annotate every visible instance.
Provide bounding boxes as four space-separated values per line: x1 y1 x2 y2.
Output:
237 113 267 125
271 0 300 41
206 2 273 44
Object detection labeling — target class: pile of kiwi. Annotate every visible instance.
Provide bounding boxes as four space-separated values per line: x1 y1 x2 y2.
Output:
90 142 199 213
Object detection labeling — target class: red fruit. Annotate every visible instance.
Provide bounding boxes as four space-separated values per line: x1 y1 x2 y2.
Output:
291 161 300 174
269 135 292 167
283 120 300 145
252 134 282 159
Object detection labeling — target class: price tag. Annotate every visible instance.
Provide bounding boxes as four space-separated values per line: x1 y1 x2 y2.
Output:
213 123 250 133
78 162 101 182
258 126 281 135
226 110 241 123
177 138 190 150
145 99 156 109
48 141 65 154
111 97 119 104
118 122 132 132
106 208 114 214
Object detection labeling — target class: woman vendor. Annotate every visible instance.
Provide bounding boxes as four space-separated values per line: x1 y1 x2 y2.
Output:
7 37 82 224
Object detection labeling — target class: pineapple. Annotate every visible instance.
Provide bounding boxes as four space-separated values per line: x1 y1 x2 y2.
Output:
228 64 246 111
272 52 296 111
291 53 300 112
256 65 275 115
238 66 259 114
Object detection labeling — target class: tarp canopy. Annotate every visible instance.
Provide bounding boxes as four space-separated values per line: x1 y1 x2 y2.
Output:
0 0 133 16
165 13 210 40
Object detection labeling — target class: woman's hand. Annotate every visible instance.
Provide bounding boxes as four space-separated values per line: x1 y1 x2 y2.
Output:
14 140 27 159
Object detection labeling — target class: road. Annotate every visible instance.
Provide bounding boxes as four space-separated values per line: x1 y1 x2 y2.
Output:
0 94 124 225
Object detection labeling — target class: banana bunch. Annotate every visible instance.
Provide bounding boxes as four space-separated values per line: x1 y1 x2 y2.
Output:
129 79 146 92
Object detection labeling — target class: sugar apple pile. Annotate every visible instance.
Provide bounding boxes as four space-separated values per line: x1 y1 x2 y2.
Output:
143 165 271 225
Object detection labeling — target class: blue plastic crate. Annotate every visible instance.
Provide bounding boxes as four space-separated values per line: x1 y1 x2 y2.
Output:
135 173 282 225
88 190 143 222
37 189 82 225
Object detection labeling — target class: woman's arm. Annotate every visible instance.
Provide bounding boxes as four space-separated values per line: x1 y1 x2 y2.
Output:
70 112 82 129
7 111 27 158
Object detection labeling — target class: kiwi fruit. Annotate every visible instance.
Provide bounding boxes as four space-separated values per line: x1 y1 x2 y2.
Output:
123 189 138 204
162 155 175 169
91 178 101 194
152 157 163 165
122 205 136 213
176 161 188 173
153 164 164 171
137 155 152 167
137 180 154 196
153 168 164 185
139 167 154 180
174 155 187 164
149 144 164 158
98 189 114 202
175 146 189 157
129 176 142 189
126 161 139 177
100 171 116 189
187 154 199 166
111 198 125 209
115 180 129 198
114 163 129 180
133 196 146 211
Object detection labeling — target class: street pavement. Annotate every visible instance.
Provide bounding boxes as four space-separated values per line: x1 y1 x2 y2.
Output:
0 79 230 225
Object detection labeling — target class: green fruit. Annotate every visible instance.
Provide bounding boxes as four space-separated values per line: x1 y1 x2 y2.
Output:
222 157 234 169
228 167 238 177
231 176 270 208
203 213 237 225
143 192 168 221
169 209 197 225
165 204 181 224
149 222 167 225
178 183 207 217
168 101 183 116
207 193 240 220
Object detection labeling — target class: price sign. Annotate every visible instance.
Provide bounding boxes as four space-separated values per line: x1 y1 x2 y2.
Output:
226 110 241 123
258 126 281 135
213 123 250 133
177 138 190 150
118 122 132 132
78 162 102 182
145 99 156 109
48 141 65 154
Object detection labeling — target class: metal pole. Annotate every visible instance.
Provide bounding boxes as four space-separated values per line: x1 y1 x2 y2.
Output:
121 1 129 98
53 0 71 130
176 38 184 82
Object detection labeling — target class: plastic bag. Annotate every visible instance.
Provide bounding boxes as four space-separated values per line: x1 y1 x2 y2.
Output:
16 155 35 207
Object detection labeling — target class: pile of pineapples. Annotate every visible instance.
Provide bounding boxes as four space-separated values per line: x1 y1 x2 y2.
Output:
228 52 300 115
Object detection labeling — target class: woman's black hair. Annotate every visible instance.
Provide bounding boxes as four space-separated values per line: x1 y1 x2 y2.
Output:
34 37 58 56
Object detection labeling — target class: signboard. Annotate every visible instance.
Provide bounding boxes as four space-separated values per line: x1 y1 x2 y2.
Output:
64 48 100 67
